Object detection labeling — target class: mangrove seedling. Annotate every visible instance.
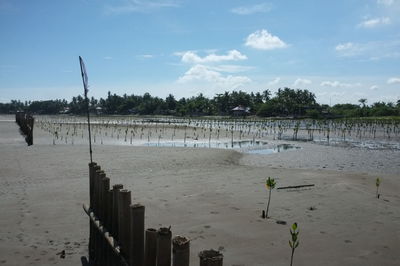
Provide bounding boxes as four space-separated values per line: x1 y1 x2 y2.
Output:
265 177 276 218
289 222 299 266
376 177 381 198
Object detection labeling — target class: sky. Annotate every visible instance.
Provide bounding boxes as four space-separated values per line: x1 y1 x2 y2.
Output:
0 0 399 105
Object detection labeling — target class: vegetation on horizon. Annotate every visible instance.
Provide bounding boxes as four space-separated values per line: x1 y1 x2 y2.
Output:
1 88 400 118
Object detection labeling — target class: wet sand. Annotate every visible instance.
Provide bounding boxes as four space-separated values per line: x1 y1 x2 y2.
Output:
1 115 399 265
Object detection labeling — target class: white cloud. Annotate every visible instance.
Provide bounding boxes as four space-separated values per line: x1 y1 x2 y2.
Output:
335 40 400 59
209 65 253 73
293 78 312 87
137 54 154 59
245 29 288 50
358 17 391 28
335 42 355 51
321 81 362 88
177 64 251 89
377 0 395 6
387 77 400 84
103 56 113 60
267 77 281 86
231 3 272 15
105 0 180 14
177 50 247 64
370 85 379 90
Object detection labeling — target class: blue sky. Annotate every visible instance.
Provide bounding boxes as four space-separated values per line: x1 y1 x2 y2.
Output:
0 0 399 105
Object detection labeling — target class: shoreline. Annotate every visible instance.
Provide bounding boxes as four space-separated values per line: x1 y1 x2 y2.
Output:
1 118 399 265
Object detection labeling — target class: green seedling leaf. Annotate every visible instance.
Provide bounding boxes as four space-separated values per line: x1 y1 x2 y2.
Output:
265 177 276 218
292 222 297 231
289 223 299 266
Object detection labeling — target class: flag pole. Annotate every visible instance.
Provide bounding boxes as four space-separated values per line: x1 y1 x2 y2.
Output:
79 56 93 163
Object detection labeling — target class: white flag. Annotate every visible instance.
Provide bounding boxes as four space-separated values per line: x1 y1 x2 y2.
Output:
79 56 89 96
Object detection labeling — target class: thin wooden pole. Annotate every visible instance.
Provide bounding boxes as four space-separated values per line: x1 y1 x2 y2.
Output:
79 56 93 163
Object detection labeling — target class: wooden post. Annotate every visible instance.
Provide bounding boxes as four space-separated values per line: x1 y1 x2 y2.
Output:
118 189 132 262
93 167 102 214
88 162 97 262
144 228 157 266
97 171 107 265
93 166 101 264
199 250 223 266
101 176 110 265
156 227 172 266
172 236 190 266
101 176 110 222
112 184 123 240
89 163 97 209
98 171 106 221
106 190 113 234
107 189 114 266
130 204 145 266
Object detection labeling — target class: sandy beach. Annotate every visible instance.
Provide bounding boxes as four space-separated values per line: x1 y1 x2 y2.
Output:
1 115 399 266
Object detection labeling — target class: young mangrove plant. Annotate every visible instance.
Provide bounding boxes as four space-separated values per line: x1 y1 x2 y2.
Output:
289 222 299 266
376 177 381 198
265 177 276 218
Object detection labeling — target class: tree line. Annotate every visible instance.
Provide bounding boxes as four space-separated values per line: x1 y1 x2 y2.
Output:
1 88 399 118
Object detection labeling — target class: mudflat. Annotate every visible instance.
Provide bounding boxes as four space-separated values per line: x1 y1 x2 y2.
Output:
1 115 399 265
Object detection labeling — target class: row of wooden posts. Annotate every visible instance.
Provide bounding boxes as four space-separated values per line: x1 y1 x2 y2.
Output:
15 111 34 146
85 162 224 266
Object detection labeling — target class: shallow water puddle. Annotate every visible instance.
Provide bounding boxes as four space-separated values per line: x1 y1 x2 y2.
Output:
144 140 268 149
247 144 301 154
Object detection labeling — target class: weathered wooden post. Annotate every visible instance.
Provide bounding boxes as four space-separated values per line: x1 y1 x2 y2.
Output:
118 189 132 262
98 171 106 221
112 184 123 240
88 162 97 262
156 227 172 266
130 204 145 266
101 176 110 265
93 167 102 214
93 166 101 264
101 176 110 221
106 190 113 233
144 228 157 266
172 236 190 266
98 171 107 264
199 250 223 266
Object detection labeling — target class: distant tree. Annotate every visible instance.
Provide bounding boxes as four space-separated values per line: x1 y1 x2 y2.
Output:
358 98 367 108
165 94 177 111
